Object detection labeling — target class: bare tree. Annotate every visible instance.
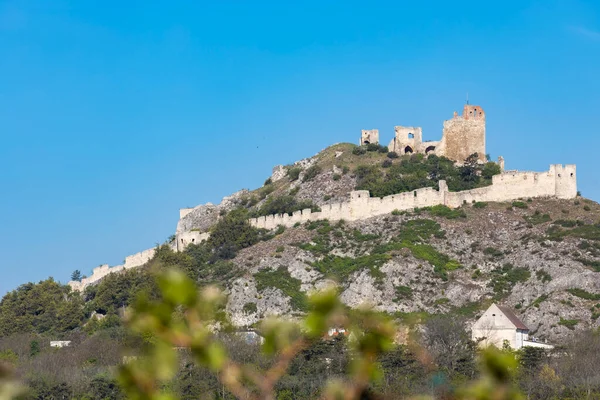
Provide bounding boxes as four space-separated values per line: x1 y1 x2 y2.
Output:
421 315 477 378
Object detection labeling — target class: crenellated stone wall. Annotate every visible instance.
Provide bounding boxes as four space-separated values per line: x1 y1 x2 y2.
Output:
249 165 577 230
69 247 157 292
69 164 577 293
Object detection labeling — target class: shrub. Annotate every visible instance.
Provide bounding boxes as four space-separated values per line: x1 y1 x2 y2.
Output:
488 263 531 298
531 294 549 308
525 211 551 225
287 167 302 181
302 165 322 182
332 174 341 181
243 302 258 314
257 195 319 217
512 201 528 209
382 159 393 168
584 205 591 211
254 266 307 311
425 205 466 219
483 247 504 258
558 318 578 330
535 269 552 283
342 166 350 174
387 151 399 159
264 177 272 186
394 285 413 300
352 146 367 155
567 288 600 300
473 202 488 209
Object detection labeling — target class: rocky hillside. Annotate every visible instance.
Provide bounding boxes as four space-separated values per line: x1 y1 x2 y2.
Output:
171 143 599 343
2 143 598 346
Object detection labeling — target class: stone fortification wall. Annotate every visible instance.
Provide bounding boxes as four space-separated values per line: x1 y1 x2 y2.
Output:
176 231 210 251
438 105 486 163
68 247 156 292
250 165 577 230
69 164 576 292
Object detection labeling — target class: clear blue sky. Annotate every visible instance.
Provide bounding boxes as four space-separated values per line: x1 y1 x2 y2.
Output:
1 0 599 295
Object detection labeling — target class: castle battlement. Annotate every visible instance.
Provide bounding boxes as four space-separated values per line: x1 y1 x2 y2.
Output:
68 104 578 293
248 164 576 230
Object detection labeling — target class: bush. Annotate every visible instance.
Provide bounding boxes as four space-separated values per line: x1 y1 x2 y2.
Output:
558 318 578 330
302 165 322 182
264 177 272 186
394 285 413 300
387 151 399 159
512 201 528 209
287 167 302 181
256 195 319 217
332 174 341 181
525 211 551 225
425 205 466 219
382 159 393 168
473 202 488 209
352 146 367 155
254 266 307 311
242 302 258 314
483 247 504 258
567 288 600 300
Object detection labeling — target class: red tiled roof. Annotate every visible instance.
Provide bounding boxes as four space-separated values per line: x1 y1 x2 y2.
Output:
497 305 529 330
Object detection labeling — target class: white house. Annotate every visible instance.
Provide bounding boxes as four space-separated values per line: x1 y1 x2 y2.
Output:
472 304 553 350
50 341 71 348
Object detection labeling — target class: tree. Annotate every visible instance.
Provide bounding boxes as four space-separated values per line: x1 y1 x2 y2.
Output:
70 270 82 282
421 315 477 379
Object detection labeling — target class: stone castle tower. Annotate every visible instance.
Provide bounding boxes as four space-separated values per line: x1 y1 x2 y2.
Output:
371 104 487 163
438 105 486 162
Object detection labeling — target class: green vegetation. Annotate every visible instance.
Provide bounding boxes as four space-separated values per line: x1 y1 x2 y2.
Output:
310 253 390 284
302 165 322 182
254 195 319 217
394 285 413 301
0 279 85 336
423 204 466 219
511 201 528 209
254 266 307 311
473 201 488 208
525 210 551 225
242 302 258 314
488 263 531 298
535 269 552 283
354 153 501 197
483 247 504 258
574 257 600 272
545 222 600 243
287 167 301 181
531 294 549 308
372 219 460 281
558 317 579 330
553 219 583 228
567 288 600 301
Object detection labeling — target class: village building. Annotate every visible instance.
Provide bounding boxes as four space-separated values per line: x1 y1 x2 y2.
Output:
471 304 553 350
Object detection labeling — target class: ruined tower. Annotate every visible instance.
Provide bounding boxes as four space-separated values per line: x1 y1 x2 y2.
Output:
438 105 486 163
360 129 379 145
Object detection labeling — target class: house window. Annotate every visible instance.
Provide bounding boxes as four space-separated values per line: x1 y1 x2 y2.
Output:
408 133 414 139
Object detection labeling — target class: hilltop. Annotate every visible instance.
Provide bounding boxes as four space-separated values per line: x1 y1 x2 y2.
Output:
2 142 597 345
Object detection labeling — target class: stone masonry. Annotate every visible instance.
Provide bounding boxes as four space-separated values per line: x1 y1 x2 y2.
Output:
383 104 486 162
69 104 577 292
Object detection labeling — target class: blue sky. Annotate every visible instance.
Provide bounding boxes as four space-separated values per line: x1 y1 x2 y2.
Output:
1 0 599 294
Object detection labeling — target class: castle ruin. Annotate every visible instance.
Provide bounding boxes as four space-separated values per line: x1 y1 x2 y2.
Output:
366 104 486 162
69 103 578 292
